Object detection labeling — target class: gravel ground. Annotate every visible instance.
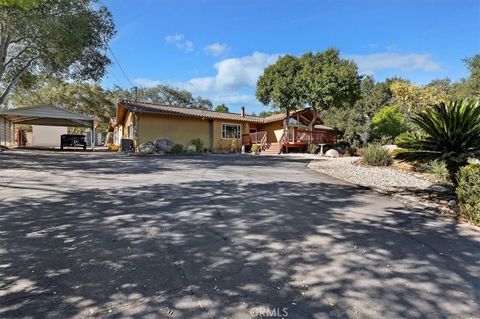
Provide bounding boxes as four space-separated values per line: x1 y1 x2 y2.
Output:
298 155 456 214
307 156 433 190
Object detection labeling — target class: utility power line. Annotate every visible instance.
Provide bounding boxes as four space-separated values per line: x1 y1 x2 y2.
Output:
107 67 125 87
105 41 135 88
79 0 136 89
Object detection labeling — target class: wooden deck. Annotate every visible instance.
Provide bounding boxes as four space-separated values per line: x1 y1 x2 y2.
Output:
242 128 336 154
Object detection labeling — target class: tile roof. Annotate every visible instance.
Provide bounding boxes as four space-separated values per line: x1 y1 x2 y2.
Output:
119 100 266 123
119 99 304 124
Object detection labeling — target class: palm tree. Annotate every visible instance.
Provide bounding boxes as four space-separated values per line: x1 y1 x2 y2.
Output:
395 99 480 186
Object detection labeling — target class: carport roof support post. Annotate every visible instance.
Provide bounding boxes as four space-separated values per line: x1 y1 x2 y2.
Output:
91 118 95 151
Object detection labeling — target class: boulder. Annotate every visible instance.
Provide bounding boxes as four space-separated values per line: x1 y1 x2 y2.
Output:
430 184 448 193
325 149 340 158
448 199 457 209
138 141 156 154
154 138 175 153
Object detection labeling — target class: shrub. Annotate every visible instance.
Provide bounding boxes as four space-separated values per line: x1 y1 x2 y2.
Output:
372 105 407 140
307 143 319 154
362 143 391 166
230 139 238 152
251 144 260 154
356 147 367 156
345 147 357 157
170 144 185 154
394 131 414 145
427 160 449 183
190 138 204 152
456 164 480 225
396 100 480 186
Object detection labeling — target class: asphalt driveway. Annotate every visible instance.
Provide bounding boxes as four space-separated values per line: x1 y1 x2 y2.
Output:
0 150 479 318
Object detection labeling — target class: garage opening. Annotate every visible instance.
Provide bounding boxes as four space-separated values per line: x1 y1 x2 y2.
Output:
0 105 96 151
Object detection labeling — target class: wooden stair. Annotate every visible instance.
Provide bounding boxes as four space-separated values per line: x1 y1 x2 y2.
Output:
261 142 281 155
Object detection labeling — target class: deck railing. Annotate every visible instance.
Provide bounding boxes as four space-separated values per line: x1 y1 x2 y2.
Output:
287 128 336 144
242 131 267 145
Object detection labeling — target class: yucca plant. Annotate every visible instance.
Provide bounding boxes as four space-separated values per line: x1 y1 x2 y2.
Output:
395 100 480 186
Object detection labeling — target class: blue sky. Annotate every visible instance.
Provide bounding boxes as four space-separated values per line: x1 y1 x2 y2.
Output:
102 0 480 113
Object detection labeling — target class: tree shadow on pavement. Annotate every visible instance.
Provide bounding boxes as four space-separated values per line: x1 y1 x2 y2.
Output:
1 174 479 318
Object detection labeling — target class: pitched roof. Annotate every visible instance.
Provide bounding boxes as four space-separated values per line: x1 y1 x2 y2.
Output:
118 100 265 123
116 100 322 125
0 105 94 127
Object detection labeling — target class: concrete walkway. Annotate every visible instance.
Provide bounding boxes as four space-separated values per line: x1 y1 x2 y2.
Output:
0 150 479 318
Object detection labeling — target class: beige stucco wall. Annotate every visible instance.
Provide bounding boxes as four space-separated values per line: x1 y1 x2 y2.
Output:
138 113 211 147
123 111 134 138
118 111 283 152
259 121 283 142
213 120 257 151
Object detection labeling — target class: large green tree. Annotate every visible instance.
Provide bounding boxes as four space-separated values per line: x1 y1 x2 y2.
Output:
0 0 115 105
297 49 361 127
320 76 392 145
452 54 480 99
0 0 38 8
256 49 361 129
214 103 229 112
9 79 116 132
256 54 302 115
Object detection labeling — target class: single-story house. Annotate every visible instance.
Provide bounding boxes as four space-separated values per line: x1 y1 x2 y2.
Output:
113 100 336 154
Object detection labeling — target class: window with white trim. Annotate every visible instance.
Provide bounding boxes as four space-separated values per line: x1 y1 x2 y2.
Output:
221 123 241 139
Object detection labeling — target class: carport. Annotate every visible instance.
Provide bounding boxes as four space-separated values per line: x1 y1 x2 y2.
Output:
0 105 96 150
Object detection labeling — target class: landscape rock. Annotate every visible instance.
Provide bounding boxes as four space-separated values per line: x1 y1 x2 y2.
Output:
325 149 340 158
430 184 448 193
448 200 457 209
154 138 175 153
138 141 156 154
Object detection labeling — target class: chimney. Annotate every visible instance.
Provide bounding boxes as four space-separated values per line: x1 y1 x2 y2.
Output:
240 106 245 117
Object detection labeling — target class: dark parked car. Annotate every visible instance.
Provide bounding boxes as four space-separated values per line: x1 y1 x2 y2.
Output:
60 134 87 150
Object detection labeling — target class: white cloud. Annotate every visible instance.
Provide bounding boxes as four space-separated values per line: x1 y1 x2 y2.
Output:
183 51 280 93
204 43 230 57
347 52 442 75
133 78 163 87
165 34 184 43
164 34 194 52
133 52 280 108
133 51 443 109
209 94 258 105
181 41 194 52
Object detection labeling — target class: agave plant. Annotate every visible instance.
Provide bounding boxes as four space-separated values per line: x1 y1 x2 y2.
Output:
395 99 480 186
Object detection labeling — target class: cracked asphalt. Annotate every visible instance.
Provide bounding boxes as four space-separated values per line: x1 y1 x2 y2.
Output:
0 150 479 318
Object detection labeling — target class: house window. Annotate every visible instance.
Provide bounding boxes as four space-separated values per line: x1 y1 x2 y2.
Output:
221 123 241 139
127 123 133 139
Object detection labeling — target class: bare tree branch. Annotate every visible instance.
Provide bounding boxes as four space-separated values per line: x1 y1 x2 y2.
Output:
0 35 11 81
9 37 31 45
4 45 32 70
0 58 35 106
